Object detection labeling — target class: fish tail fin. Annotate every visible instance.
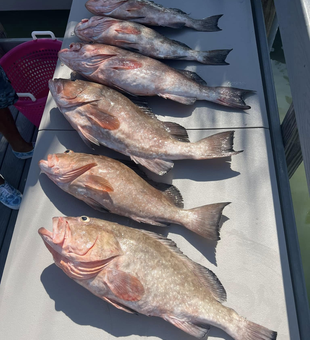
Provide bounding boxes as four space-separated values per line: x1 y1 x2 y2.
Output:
194 131 242 159
183 202 229 240
191 14 223 32
233 319 277 340
194 49 232 65
210 86 255 110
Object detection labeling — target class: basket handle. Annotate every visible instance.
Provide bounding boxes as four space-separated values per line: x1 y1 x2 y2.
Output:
31 31 56 40
17 93 36 102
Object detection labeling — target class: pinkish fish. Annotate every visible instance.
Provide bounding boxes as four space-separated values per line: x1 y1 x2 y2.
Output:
39 215 278 340
48 78 241 175
39 150 229 240
74 16 232 65
58 43 253 109
85 0 222 32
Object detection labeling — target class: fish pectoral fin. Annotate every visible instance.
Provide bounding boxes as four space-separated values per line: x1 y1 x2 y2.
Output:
78 126 100 147
105 268 144 301
86 54 117 68
84 175 114 193
87 104 120 130
103 297 138 314
158 93 197 105
130 156 174 175
164 316 210 338
115 26 140 35
58 163 97 183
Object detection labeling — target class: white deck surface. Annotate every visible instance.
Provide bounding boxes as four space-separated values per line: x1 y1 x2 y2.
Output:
0 0 301 339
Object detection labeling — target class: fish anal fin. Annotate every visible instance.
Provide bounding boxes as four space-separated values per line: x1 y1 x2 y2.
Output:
87 104 120 130
159 93 196 105
105 268 144 301
163 122 189 142
84 175 114 193
78 126 100 146
164 315 210 338
103 297 137 314
132 216 169 227
130 156 174 175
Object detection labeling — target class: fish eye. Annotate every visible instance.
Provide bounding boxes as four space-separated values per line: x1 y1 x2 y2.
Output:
80 216 90 222
64 149 71 154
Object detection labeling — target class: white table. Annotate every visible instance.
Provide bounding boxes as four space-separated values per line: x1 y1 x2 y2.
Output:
0 1 301 339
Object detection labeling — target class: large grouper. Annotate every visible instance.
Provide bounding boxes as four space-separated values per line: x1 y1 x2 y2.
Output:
74 16 232 65
57 44 253 109
85 0 222 31
39 216 277 339
48 79 241 175
39 150 228 240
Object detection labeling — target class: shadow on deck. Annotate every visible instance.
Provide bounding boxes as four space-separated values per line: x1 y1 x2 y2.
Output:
0 106 37 282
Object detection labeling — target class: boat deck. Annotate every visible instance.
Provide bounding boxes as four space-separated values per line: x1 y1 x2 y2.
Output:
0 107 37 281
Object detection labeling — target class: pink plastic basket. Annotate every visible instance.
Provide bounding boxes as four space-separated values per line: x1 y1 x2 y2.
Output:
0 32 62 127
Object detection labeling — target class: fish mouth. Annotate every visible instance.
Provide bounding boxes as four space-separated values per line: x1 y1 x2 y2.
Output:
38 217 68 263
38 154 60 174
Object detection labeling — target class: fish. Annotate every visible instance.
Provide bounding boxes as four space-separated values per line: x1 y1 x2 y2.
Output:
85 0 222 32
48 78 242 175
39 150 229 240
39 216 278 340
74 16 232 65
58 43 253 109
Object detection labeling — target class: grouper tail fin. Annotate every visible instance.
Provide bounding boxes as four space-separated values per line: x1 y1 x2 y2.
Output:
183 202 230 240
232 319 277 340
194 49 232 65
208 86 255 110
194 131 242 159
190 14 223 32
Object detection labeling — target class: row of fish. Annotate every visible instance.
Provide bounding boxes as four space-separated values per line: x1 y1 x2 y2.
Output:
38 0 277 339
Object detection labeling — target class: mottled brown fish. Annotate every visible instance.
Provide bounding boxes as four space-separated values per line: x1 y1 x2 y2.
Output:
48 78 241 175
39 216 278 340
74 16 232 65
85 0 222 31
39 150 228 240
58 43 253 109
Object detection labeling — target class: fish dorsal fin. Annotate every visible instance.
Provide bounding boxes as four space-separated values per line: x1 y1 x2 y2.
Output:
163 122 190 143
163 316 210 338
176 69 208 86
105 268 144 301
78 126 100 147
193 264 227 302
130 155 174 175
139 229 226 302
103 297 137 314
171 39 191 49
87 104 120 130
84 175 114 193
170 8 187 15
152 183 184 208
